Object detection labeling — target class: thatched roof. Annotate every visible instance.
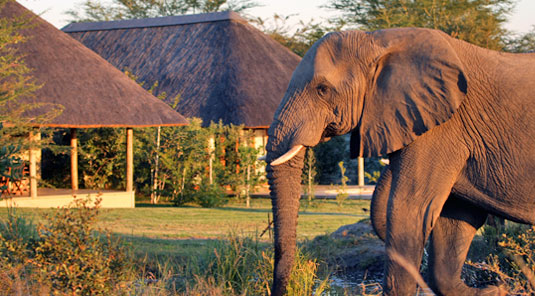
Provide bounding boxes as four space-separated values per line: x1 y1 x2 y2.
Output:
3 1 188 128
63 11 301 128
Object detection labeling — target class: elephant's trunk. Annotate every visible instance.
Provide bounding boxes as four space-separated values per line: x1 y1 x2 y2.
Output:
267 149 305 296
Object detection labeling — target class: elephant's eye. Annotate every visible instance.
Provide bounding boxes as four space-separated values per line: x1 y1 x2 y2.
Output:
316 84 330 97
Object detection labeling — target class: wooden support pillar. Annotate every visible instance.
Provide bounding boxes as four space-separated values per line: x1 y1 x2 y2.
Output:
70 128 78 191
357 157 365 186
29 130 38 198
151 126 161 204
126 128 134 193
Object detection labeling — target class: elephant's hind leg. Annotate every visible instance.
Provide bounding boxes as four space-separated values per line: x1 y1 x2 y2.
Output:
428 195 504 296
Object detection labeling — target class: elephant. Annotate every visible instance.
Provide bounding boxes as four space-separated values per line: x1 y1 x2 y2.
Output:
265 27 534 296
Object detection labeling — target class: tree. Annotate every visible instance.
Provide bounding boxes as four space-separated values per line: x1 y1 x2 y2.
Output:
0 0 36 189
0 0 63 198
0 0 42 148
301 148 317 201
312 136 349 184
252 14 336 57
67 0 259 22
325 0 515 50
505 26 535 53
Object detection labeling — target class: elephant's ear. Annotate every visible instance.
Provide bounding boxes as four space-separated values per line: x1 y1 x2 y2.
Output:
350 28 468 158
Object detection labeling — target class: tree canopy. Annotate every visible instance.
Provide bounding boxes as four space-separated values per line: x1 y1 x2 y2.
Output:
252 15 336 57
67 0 259 22
505 26 535 52
0 0 45 147
325 0 515 50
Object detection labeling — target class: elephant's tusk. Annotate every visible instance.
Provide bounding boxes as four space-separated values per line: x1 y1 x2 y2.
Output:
270 145 304 166
258 155 267 161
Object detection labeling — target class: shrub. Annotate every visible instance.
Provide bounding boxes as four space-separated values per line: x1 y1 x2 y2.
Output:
32 197 133 294
0 209 46 296
465 223 535 294
0 206 38 245
335 161 349 207
194 183 227 208
182 233 330 295
0 197 135 295
301 148 317 202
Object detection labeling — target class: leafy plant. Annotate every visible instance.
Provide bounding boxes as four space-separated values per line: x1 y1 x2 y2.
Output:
314 136 349 184
0 0 62 159
253 14 339 57
336 161 349 207
32 197 133 294
78 128 127 189
505 25 535 53
302 147 317 202
209 121 264 207
497 226 535 290
465 223 535 294
194 183 227 208
0 197 134 295
364 157 387 184
184 233 330 295
0 207 38 271
0 206 38 245
236 141 263 208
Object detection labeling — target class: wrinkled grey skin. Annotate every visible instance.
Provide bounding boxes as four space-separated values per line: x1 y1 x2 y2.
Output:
266 27 534 296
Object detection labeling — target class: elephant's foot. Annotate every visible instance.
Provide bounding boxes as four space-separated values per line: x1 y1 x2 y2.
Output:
431 280 507 296
477 285 508 296
383 256 421 296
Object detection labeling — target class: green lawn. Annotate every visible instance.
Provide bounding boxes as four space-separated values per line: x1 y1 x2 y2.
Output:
1 197 371 259
106 198 369 238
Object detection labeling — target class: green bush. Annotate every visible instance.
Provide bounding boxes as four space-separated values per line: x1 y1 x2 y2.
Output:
194 183 228 208
0 197 135 295
0 207 38 261
180 233 330 295
335 161 349 207
0 212 36 280
465 223 535 294
33 197 133 294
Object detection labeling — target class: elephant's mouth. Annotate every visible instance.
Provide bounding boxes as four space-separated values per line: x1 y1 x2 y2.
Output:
321 122 342 141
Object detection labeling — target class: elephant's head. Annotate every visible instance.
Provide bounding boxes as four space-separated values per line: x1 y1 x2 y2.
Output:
266 28 468 295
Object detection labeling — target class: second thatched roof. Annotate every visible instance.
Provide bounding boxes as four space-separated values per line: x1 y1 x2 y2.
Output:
3 1 188 128
63 11 301 128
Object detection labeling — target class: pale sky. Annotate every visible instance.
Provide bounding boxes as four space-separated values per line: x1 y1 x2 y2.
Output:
17 0 535 34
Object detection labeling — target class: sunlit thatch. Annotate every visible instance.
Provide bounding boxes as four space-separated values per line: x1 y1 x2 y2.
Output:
3 1 188 128
63 11 301 128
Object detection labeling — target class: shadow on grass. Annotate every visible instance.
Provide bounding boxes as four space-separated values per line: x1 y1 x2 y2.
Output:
215 207 272 214
134 203 367 218
298 212 368 217
117 232 272 261
135 202 197 208
215 206 368 218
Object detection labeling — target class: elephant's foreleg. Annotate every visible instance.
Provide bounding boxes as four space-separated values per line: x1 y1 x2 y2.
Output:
371 165 391 241
428 196 505 296
383 147 468 295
